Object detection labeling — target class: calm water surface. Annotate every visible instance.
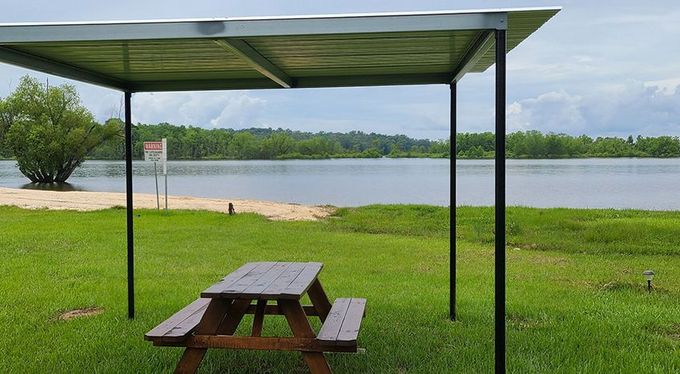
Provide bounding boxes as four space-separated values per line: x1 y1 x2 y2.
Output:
1 158 679 209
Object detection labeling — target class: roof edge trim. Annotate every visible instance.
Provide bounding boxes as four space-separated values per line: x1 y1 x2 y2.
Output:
0 12 508 44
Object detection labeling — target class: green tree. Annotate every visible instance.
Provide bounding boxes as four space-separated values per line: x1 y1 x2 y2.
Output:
88 118 125 159
227 132 259 159
260 133 295 159
429 138 450 156
0 95 17 157
635 136 680 157
297 136 340 156
524 130 547 158
589 137 635 157
2 76 119 183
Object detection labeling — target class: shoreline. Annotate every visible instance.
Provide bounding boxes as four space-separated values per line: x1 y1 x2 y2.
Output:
0 187 334 221
4 156 680 162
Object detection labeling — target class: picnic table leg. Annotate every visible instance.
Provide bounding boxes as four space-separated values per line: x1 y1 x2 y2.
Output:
175 299 251 374
307 279 332 322
279 299 332 374
175 299 232 374
175 348 208 374
217 298 252 334
251 299 267 336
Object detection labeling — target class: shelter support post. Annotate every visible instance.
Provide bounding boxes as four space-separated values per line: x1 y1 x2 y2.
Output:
494 29 507 373
124 91 135 320
449 81 457 321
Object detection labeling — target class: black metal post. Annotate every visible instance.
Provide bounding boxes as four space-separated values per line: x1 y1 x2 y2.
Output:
450 81 457 321
154 162 160 210
494 29 507 373
124 91 135 320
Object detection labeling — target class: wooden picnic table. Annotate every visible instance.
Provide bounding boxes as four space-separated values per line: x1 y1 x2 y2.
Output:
145 262 366 374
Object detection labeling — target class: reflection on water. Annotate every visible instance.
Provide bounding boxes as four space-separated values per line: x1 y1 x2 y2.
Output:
1 158 680 209
20 182 85 192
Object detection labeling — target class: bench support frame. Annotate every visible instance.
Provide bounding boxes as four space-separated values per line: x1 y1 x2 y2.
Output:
157 335 357 352
162 279 346 374
279 299 332 374
175 299 251 373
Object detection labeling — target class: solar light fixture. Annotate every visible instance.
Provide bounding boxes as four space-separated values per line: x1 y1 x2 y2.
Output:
643 270 655 292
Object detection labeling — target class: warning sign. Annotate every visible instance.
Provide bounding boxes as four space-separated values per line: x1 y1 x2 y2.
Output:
144 141 164 162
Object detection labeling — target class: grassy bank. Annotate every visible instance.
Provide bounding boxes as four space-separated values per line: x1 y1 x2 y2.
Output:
0 205 678 373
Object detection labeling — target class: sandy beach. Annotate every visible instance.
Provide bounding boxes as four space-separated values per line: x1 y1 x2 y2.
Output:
0 187 333 221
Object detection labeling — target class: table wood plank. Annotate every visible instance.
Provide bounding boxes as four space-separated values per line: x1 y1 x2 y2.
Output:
201 262 261 297
316 298 351 342
202 262 325 300
165 303 218 339
260 262 307 297
145 298 211 341
281 262 323 298
336 298 367 344
221 262 279 294
241 262 293 297
222 262 262 281
202 262 276 298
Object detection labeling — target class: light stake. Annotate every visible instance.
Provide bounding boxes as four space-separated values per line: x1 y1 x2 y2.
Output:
643 270 655 292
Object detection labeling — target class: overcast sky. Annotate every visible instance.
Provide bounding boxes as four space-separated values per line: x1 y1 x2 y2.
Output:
1 0 679 140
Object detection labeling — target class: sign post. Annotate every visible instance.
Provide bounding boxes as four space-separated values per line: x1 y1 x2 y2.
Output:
153 162 159 209
162 138 168 212
143 140 167 211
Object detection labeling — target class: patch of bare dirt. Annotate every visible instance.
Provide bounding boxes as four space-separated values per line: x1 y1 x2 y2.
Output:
507 313 549 330
646 323 680 342
665 325 680 341
57 307 104 321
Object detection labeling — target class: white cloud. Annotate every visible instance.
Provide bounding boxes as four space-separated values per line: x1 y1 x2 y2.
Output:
644 78 680 96
507 90 585 133
208 95 267 128
507 81 680 136
131 91 266 128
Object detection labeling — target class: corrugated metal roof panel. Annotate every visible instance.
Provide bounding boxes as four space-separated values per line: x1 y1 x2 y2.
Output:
471 8 561 72
0 7 560 91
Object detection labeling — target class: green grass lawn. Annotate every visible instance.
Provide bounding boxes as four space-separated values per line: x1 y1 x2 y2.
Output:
1 205 678 373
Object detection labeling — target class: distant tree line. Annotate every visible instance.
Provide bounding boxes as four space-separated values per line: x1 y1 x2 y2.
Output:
457 131 680 158
85 125 680 160
3 118 680 161
85 121 449 160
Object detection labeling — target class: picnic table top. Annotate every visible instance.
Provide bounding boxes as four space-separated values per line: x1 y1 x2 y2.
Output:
201 262 324 300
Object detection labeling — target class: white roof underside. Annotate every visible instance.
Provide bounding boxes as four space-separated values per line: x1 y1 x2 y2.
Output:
0 7 560 92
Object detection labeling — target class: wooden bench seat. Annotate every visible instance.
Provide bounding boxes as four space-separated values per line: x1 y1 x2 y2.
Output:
145 298 211 344
146 296 367 350
316 298 367 349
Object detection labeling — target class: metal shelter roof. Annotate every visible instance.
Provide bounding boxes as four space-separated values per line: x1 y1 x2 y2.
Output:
0 8 562 370
0 7 560 92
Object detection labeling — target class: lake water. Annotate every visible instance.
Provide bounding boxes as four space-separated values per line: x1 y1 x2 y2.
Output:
1 158 679 210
